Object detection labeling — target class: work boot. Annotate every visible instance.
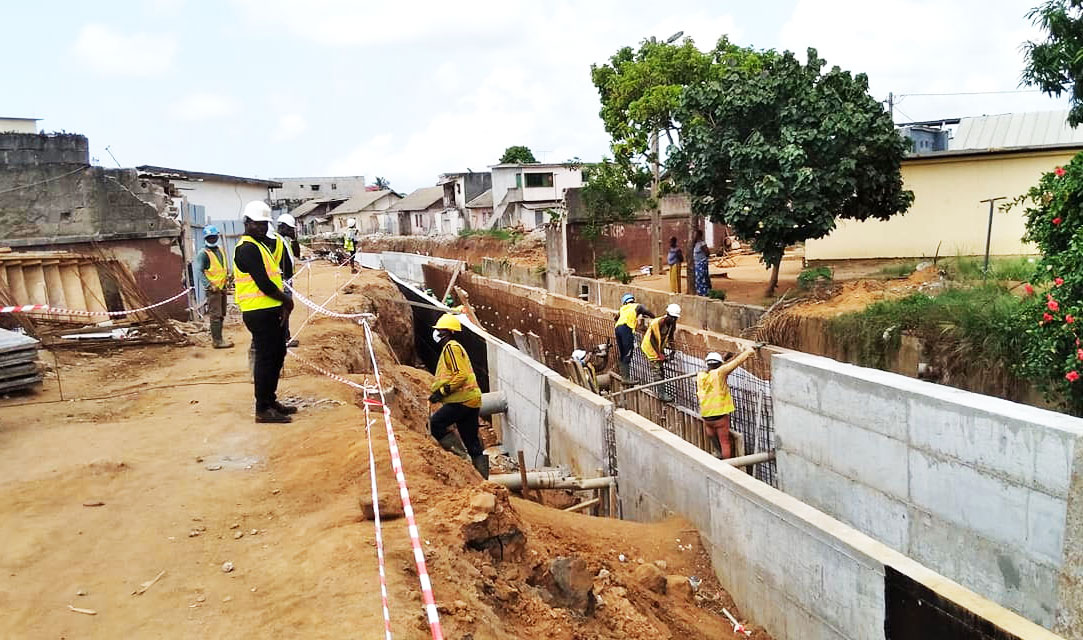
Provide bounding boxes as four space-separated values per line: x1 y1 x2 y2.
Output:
617 361 629 381
210 320 234 349
437 433 470 460
272 401 298 415
255 407 292 424
286 338 300 348
472 455 490 479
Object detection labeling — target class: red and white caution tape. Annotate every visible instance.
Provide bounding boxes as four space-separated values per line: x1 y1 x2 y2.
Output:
0 287 193 316
284 281 374 320
361 319 445 640
362 397 394 640
723 608 752 636
285 349 367 390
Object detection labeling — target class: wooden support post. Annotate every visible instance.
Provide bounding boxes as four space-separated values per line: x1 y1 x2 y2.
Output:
517 450 532 502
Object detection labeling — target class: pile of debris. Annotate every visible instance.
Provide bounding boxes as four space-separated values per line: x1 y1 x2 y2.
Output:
0 328 41 393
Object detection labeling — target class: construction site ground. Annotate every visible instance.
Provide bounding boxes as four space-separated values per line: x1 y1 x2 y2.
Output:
0 261 769 639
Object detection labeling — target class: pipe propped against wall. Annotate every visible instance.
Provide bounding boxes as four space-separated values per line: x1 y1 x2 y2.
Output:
479 391 507 418
487 470 617 492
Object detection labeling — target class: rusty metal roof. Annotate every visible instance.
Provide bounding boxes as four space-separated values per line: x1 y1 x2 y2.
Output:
949 110 1083 151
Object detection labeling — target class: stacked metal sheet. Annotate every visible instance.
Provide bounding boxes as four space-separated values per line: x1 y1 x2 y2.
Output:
0 328 41 393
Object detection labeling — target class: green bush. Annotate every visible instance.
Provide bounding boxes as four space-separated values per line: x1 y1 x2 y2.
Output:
943 256 1034 281
877 262 917 278
458 228 523 243
707 289 727 301
596 251 632 284
797 266 833 288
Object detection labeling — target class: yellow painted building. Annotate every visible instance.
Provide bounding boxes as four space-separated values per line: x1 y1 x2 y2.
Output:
805 146 1081 261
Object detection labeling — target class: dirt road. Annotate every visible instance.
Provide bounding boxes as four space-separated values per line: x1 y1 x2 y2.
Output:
0 262 768 639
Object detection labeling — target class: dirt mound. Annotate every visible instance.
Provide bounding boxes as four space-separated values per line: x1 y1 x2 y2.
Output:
789 265 946 318
360 234 547 269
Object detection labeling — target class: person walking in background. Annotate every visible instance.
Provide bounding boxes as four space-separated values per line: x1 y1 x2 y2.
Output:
667 236 684 294
641 303 680 400
199 225 234 349
614 293 654 379
343 218 359 273
697 346 758 459
692 230 711 296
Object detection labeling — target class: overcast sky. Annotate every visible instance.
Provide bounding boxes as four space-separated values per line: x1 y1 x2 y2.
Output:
2 0 1069 193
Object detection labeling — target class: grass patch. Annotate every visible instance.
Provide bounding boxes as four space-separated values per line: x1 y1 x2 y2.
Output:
458 228 523 243
942 256 1035 282
797 266 833 288
877 261 917 278
707 289 727 301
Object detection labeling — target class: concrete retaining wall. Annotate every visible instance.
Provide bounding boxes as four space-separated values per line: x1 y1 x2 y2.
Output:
376 251 461 284
772 352 1083 635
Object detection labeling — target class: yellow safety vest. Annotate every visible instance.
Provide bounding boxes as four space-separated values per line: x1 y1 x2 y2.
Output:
697 368 735 418
615 303 639 330
343 234 355 251
203 247 228 290
234 235 284 312
433 339 482 408
640 316 668 361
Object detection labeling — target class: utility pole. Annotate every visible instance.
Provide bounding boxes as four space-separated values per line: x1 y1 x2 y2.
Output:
979 196 1007 279
888 92 894 121
651 129 662 275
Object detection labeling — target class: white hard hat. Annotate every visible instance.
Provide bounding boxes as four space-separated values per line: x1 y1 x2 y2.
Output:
571 349 587 362
666 303 681 318
242 201 273 222
277 213 296 228
347 218 357 227
705 352 723 364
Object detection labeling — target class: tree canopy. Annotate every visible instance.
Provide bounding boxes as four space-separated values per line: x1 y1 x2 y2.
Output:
1023 0 1083 126
374 176 391 190
499 145 537 164
668 44 913 293
578 158 644 241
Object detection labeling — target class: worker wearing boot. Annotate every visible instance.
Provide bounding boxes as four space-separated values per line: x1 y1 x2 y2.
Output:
697 347 757 458
199 225 233 349
428 313 488 479
234 201 297 424
613 293 653 379
343 218 358 273
641 303 680 401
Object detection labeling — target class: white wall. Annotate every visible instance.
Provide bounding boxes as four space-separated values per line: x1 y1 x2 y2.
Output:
0 118 37 133
174 179 270 222
271 176 365 201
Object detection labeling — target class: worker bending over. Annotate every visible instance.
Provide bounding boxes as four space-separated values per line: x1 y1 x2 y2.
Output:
429 313 488 478
234 201 297 424
613 293 654 378
697 346 758 458
199 225 233 349
641 303 680 400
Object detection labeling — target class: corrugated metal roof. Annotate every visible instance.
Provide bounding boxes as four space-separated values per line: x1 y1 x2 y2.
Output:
388 186 443 212
949 110 1083 150
465 189 492 208
328 190 397 216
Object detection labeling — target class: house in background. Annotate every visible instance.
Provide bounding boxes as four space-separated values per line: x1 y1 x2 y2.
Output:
490 162 582 231
0 117 39 133
386 186 444 235
465 189 493 229
437 170 492 233
805 110 1083 263
137 165 281 224
328 189 401 234
269 175 366 215
290 196 349 236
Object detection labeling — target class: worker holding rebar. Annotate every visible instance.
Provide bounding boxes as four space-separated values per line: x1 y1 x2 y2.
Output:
234 201 297 424
429 313 488 478
697 347 757 459
613 293 654 379
641 303 681 401
199 224 234 349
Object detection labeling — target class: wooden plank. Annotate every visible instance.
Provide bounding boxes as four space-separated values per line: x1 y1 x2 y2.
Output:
23 265 48 306
59 263 87 311
42 263 67 308
78 263 108 313
6 266 29 305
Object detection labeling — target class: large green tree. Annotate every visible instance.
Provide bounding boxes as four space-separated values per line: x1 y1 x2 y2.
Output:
669 45 913 294
499 145 537 164
1023 0 1083 125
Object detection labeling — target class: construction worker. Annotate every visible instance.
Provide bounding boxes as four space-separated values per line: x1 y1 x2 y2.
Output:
697 347 757 459
234 201 297 424
641 303 681 401
198 225 234 349
343 218 358 273
428 313 487 479
571 349 600 394
614 293 654 379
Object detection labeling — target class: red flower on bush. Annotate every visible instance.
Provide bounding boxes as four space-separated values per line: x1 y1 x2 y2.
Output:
1077 348 1083 360
1067 370 1080 383
1055 166 1067 177
1043 312 1054 323
1056 277 1065 286
1024 283 1035 295
1054 217 1063 225
1049 299 1061 312
1069 315 1076 324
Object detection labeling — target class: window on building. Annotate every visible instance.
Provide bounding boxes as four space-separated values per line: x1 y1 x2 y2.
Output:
299 184 305 189
525 172 554 188
331 183 337 190
311 184 321 192
515 173 522 189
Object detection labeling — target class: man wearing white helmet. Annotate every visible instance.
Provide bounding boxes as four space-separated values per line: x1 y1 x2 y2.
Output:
343 218 359 273
570 348 600 394
613 292 654 379
697 345 758 459
641 303 681 400
234 201 297 423
273 212 300 348
198 224 234 349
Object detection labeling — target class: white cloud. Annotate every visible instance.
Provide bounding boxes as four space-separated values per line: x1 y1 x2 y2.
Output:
168 93 241 121
272 113 308 142
71 24 177 76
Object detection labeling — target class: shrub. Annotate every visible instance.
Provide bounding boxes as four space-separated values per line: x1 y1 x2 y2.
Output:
596 251 632 284
458 228 523 243
797 266 833 288
707 289 727 301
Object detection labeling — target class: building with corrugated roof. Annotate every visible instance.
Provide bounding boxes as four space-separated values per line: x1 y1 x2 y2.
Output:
805 110 1083 262
327 189 401 234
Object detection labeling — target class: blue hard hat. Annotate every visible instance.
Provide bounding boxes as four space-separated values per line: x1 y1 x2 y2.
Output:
204 225 220 237
621 293 635 304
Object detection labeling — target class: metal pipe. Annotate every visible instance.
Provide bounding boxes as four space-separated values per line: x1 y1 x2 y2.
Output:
480 391 507 418
724 451 775 468
606 370 699 397
488 472 617 491
563 497 600 513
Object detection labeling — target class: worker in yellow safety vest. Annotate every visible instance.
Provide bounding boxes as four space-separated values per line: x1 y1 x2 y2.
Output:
613 292 654 379
697 347 758 458
343 218 358 273
234 201 297 424
199 224 234 349
641 303 680 400
428 313 487 478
